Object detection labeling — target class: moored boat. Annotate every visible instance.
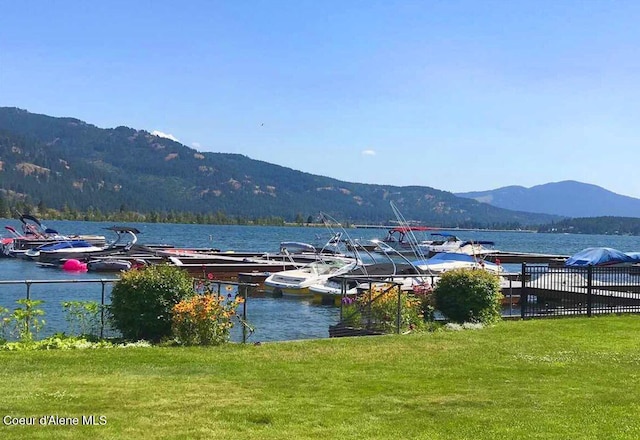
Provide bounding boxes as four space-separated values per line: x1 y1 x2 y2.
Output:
3 214 106 258
264 257 358 297
36 226 140 264
412 252 504 274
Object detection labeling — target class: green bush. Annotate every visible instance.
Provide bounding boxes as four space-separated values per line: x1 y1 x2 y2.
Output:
11 299 46 342
433 269 503 324
62 300 101 337
109 265 194 342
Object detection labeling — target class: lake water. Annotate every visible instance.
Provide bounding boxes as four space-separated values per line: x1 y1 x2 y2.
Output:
2 219 640 342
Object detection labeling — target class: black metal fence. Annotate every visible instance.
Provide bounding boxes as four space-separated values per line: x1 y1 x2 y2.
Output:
0 278 118 339
521 264 640 318
0 278 256 343
329 275 433 337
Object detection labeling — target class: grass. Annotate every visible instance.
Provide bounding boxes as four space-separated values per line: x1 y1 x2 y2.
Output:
1 316 640 439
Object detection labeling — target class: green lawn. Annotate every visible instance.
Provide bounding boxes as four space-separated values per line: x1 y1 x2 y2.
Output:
1 316 640 439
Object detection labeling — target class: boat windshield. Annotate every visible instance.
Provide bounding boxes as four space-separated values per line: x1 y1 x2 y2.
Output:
306 259 349 275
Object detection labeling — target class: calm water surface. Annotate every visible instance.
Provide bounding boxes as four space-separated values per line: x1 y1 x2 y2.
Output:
2 219 640 342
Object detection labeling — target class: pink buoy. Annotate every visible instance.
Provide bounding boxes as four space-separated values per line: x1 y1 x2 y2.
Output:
62 259 87 272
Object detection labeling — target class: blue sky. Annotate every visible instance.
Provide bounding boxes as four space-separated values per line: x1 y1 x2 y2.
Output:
2 1 640 197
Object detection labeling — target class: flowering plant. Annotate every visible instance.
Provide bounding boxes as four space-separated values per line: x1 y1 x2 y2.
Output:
171 290 244 346
342 283 424 333
412 282 436 322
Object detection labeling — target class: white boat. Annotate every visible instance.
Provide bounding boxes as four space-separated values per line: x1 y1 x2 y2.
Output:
26 240 106 261
308 262 411 297
264 257 358 297
418 233 495 256
308 247 435 305
373 226 434 255
412 252 504 274
309 273 431 306
86 259 136 272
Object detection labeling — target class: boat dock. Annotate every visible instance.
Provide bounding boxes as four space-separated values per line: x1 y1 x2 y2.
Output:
485 251 568 265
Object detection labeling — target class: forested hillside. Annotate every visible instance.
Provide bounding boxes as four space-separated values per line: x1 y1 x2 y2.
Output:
0 107 558 226
538 217 640 235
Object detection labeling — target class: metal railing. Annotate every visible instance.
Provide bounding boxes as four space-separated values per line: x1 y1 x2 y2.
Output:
0 278 118 338
521 264 640 318
329 274 432 337
0 278 258 343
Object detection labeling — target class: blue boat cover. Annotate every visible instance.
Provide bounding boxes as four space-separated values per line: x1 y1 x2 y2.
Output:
565 247 635 267
625 252 640 263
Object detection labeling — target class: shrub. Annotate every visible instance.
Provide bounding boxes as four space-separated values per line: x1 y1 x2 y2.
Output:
11 299 46 342
0 306 10 343
171 293 244 346
0 334 151 351
433 269 503 324
109 264 194 342
62 300 101 337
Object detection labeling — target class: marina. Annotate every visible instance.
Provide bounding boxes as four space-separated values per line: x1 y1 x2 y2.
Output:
2 220 640 342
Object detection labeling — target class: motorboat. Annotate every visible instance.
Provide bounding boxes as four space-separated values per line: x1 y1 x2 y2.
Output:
418 233 495 256
2 214 106 258
1 226 22 257
308 262 431 305
565 247 640 267
25 240 105 261
86 258 139 272
36 226 140 264
264 257 358 297
412 252 504 274
373 226 434 255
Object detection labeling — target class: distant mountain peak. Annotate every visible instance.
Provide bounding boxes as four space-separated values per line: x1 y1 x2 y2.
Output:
457 181 640 218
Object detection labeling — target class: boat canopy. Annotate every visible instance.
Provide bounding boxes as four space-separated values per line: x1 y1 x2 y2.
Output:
383 226 433 243
565 247 635 267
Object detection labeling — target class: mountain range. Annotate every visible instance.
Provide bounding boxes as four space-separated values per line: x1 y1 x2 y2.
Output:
456 181 640 218
0 106 627 226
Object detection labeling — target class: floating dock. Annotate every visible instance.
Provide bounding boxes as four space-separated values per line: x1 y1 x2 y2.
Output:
485 251 568 265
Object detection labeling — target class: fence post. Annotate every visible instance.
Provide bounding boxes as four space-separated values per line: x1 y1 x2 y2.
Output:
508 277 514 317
367 281 372 330
339 278 345 321
520 263 526 319
587 265 593 317
25 281 32 332
242 285 248 344
100 280 106 339
396 285 401 334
